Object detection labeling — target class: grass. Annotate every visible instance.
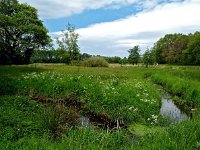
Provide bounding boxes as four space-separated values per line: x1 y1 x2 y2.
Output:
0 96 49 142
0 64 200 149
149 66 200 111
129 123 165 136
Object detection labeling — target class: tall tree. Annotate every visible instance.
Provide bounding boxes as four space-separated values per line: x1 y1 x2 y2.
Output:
143 48 154 68
56 23 80 63
152 33 189 64
0 0 50 64
183 32 200 65
161 34 188 64
151 40 166 64
128 45 140 65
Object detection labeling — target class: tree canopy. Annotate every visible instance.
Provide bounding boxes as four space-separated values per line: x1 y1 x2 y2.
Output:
128 45 140 65
151 32 200 65
143 48 154 67
56 23 80 63
0 0 50 64
183 32 200 65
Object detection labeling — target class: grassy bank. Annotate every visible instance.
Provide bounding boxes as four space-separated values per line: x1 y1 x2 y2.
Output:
149 66 200 111
0 64 199 149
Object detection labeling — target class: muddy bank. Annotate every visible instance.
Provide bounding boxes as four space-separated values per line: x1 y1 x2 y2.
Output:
29 93 127 129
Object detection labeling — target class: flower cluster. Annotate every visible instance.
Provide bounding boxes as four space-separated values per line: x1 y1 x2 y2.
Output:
140 99 156 104
22 71 65 81
147 114 158 125
128 106 138 112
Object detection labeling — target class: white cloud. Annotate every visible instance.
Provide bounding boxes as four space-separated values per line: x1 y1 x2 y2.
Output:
136 0 159 10
65 0 200 56
18 0 139 19
47 0 200 57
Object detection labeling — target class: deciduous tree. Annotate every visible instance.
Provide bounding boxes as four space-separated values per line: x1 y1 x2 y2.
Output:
0 0 50 64
143 48 154 68
128 45 140 65
56 23 80 63
183 32 200 65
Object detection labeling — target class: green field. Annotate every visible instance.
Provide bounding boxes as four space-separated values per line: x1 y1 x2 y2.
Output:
0 64 200 150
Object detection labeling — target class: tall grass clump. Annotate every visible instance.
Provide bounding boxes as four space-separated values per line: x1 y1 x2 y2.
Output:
82 56 109 67
131 118 200 150
0 128 132 150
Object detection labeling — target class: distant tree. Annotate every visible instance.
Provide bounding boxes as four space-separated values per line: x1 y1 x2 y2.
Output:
31 49 70 63
0 0 50 64
172 34 189 64
151 41 166 64
80 53 92 60
119 57 128 66
183 32 200 65
161 34 188 64
128 45 140 65
111 56 121 63
104 56 121 63
56 23 80 63
152 33 189 64
143 48 154 68
152 35 173 64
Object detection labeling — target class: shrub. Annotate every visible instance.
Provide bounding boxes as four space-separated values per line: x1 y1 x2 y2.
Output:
82 57 109 67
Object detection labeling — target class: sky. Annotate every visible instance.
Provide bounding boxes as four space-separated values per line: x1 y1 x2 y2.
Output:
18 0 200 57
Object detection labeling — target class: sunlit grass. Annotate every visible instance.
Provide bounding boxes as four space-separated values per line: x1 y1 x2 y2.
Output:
0 64 199 149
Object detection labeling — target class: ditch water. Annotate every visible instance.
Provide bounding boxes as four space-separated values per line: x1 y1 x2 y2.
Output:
160 96 188 122
76 92 189 143
78 116 90 127
77 96 189 128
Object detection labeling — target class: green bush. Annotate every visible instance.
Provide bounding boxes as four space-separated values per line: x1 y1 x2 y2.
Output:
82 57 109 67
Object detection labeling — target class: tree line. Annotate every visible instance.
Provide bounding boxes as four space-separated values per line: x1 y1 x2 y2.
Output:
31 50 129 65
144 32 200 66
0 0 199 66
128 32 200 67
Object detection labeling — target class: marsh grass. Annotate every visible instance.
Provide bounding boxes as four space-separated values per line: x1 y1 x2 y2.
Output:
0 64 200 149
150 68 200 109
14 70 160 124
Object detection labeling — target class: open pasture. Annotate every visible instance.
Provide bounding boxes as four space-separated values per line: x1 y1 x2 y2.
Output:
0 64 200 150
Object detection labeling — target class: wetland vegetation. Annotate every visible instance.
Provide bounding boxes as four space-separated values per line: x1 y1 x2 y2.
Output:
0 64 200 150
1 1 200 149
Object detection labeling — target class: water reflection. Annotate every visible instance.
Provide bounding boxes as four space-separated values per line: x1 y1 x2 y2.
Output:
78 116 90 127
160 97 188 122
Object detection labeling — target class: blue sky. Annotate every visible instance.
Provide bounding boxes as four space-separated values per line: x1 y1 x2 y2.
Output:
19 0 200 57
43 4 139 32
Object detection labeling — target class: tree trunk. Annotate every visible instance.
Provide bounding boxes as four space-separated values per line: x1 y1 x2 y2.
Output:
24 48 33 64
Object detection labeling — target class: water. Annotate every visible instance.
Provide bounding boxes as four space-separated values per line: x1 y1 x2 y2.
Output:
160 97 188 122
131 135 139 142
78 116 90 127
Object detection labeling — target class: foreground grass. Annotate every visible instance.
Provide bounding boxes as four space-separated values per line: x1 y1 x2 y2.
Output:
0 64 200 149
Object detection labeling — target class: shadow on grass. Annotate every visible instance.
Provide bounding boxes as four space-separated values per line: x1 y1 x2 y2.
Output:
0 65 46 95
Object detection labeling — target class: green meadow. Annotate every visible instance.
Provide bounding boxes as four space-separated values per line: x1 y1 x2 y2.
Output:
0 64 200 150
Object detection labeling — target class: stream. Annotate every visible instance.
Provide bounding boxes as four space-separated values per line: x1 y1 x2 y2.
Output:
77 94 189 128
78 116 90 127
160 96 188 122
